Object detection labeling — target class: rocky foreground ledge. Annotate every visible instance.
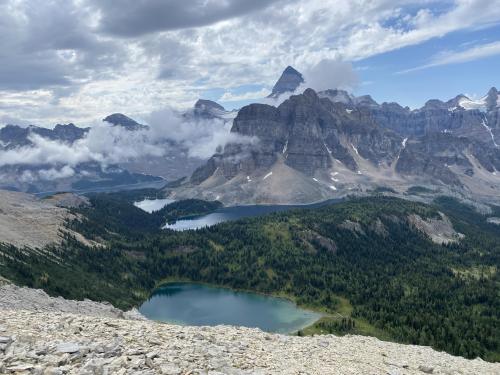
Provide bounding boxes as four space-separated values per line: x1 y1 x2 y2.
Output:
2 311 500 374
1 285 500 374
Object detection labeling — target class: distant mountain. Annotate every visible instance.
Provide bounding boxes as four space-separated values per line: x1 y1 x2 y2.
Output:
0 123 89 149
0 116 159 193
183 99 238 121
268 66 304 98
103 113 148 130
0 99 238 193
171 71 500 205
122 99 237 182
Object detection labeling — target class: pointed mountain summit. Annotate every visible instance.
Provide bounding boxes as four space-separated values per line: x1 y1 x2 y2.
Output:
194 99 225 112
103 113 146 130
192 99 226 119
183 99 237 121
486 87 499 111
268 66 304 98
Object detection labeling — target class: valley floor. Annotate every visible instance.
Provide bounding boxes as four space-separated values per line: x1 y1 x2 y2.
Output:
1 284 499 374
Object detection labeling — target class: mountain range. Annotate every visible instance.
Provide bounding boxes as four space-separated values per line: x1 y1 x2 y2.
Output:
169 67 500 205
1 66 499 204
0 101 236 193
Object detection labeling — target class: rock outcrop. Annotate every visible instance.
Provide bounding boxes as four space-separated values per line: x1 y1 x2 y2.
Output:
0 283 143 320
0 190 93 249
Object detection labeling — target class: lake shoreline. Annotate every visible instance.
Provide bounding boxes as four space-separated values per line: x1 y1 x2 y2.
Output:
146 278 327 334
134 196 345 231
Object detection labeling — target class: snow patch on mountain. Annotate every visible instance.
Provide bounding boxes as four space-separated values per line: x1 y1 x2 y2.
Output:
458 96 488 111
481 119 499 147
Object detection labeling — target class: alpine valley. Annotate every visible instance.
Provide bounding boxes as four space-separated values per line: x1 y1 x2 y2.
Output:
1 67 500 373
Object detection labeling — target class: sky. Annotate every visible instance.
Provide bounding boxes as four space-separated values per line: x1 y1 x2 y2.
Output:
1 0 500 127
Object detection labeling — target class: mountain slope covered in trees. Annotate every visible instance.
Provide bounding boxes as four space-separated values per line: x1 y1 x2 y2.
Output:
0 194 499 361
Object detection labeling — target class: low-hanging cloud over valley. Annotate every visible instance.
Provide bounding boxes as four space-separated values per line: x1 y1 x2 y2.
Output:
0 108 258 182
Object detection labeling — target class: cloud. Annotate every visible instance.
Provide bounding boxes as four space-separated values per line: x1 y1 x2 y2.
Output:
0 0 125 93
261 58 359 106
15 165 75 183
219 88 271 102
302 59 358 92
338 1 500 61
94 0 282 37
0 126 166 169
0 107 255 183
398 40 500 73
38 166 75 180
1 1 500 125
147 107 257 159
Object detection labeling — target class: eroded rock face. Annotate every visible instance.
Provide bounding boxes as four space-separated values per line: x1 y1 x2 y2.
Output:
486 87 499 112
177 69 500 205
396 133 500 185
408 212 464 244
192 89 401 181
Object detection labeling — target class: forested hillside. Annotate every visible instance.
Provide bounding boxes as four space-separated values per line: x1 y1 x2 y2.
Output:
1 195 499 361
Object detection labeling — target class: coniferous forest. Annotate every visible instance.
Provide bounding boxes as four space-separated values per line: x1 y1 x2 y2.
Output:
1 195 499 361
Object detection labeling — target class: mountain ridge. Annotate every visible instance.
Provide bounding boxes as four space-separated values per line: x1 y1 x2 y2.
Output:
171 68 499 205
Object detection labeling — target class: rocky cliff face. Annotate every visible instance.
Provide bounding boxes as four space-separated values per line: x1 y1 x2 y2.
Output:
176 81 500 205
191 89 400 181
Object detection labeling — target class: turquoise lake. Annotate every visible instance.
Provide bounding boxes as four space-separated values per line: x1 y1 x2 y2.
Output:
139 283 322 333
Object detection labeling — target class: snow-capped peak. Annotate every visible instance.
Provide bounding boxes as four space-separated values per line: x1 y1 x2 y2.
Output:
456 88 499 112
458 96 488 112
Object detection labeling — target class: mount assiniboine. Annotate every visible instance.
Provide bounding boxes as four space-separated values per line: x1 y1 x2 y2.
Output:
168 66 500 205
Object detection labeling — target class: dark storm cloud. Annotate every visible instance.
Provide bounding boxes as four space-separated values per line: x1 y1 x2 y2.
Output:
0 0 125 92
94 0 280 37
0 59 72 91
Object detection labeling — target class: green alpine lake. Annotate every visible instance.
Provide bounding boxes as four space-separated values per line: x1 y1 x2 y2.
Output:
139 282 322 334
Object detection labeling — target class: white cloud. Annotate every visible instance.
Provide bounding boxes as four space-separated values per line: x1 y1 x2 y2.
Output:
0 126 166 169
219 88 271 102
38 166 75 180
0 107 256 182
302 59 358 92
398 40 500 73
147 107 258 159
1 1 500 125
